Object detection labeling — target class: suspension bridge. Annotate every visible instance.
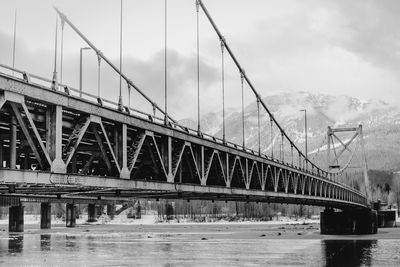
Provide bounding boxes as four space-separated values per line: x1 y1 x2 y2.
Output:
0 1 377 234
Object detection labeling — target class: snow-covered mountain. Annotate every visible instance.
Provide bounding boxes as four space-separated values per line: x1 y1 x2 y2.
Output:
179 91 400 171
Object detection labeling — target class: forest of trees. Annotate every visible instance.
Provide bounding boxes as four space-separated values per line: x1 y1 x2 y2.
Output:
0 199 321 222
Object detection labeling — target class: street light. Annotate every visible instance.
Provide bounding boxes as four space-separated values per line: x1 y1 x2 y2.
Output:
79 47 91 97
300 109 308 167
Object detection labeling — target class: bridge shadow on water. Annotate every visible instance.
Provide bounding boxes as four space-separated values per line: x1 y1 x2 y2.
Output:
322 239 376 267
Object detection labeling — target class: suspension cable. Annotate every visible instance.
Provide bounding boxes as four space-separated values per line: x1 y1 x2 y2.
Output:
270 117 274 159
97 53 101 98
241 71 245 149
51 14 58 91
54 8 179 126
12 9 17 76
280 132 284 162
257 98 261 154
291 145 294 166
118 0 123 109
196 0 201 134
164 0 168 125
196 0 324 172
60 18 65 84
128 83 131 108
221 37 226 143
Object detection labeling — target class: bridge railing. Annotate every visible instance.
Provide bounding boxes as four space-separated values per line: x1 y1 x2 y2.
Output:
0 63 346 186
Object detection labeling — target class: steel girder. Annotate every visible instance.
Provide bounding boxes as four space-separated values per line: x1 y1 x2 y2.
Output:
0 73 367 208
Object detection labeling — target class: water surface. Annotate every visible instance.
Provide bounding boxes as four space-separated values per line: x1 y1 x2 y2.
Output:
0 224 399 266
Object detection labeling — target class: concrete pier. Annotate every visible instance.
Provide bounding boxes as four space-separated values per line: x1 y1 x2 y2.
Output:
66 203 77 227
87 204 97 222
377 210 396 227
320 208 377 235
40 203 51 229
107 204 115 219
9 205 24 232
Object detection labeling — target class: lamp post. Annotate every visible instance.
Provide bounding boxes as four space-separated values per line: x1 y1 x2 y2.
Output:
300 109 308 168
79 47 91 97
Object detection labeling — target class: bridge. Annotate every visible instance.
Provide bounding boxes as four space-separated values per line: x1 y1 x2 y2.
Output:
0 1 376 234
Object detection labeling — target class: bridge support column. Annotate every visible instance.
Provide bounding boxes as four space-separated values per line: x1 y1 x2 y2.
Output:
47 105 66 173
66 203 77 227
167 136 174 182
320 208 377 235
9 204 24 232
0 140 3 167
10 114 17 169
107 204 115 219
87 204 96 222
40 203 51 229
120 124 130 179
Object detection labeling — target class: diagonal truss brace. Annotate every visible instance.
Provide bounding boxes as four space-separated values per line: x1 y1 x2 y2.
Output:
97 119 121 173
261 165 272 190
128 132 146 173
21 102 52 165
0 93 5 110
228 156 245 187
65 116 91 166
331 132 358 164
91 124 112 172
249 161 261 188
10 103 45 168
148 133 168 178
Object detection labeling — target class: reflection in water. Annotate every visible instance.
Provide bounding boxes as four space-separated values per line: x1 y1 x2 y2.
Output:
65 235 77 249
3 227 400 266
40 234 51 251
161 243 172 253
323 240 376 267
8 234 23 254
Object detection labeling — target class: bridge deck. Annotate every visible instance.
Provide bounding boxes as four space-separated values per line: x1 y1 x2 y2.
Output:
0 70 367 210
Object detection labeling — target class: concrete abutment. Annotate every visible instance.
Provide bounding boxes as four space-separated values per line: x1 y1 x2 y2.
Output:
320 208 377 235
87 203 97 222
9 205 24 232
40 203 51 229
66 203 77 227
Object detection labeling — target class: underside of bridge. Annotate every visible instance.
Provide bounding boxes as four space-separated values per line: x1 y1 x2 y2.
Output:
0 61 377 234
0 73 367 210
0 0 379 235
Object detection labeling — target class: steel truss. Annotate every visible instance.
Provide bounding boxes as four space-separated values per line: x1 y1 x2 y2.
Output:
0 73 367 209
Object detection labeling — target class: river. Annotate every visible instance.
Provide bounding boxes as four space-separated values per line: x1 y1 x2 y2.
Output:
1 223 400 266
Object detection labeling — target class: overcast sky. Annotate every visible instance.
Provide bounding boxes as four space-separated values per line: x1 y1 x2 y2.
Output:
0 0 399 120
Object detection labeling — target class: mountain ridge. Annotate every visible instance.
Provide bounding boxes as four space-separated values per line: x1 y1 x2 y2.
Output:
179 91 400 171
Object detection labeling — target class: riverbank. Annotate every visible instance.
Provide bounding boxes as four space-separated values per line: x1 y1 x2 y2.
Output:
1 218 399 240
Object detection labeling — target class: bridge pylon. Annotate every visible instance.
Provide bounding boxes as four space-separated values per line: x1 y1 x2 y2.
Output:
326 124 371 204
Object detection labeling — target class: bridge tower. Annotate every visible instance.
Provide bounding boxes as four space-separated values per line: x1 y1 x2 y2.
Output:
321 125 377 234
326 125 371 202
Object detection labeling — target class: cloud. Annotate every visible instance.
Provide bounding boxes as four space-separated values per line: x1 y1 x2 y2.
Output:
0 30 220 119
1 0 400 121
211 1 400 107
327 1 400 72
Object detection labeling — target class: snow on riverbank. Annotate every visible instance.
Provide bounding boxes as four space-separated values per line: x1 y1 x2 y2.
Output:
0 213 319 226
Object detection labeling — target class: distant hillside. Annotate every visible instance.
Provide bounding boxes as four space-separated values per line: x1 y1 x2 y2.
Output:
180 91 400 172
